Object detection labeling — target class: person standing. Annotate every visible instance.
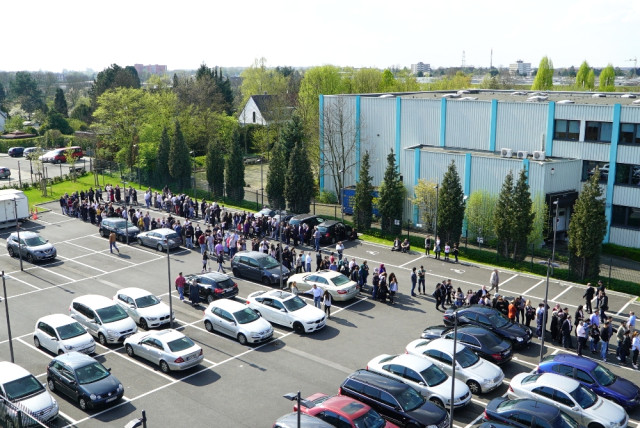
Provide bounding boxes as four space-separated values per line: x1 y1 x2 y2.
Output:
216 251 225 273
443 243 450 261
410 267 417 297
600 320 613 361
616 322 627 360
562 315 573 349
452 244 459 263
574 305 585 334
621 331 632 364
175 272 186 301
322 290 332 319
315 251 322 272
310 284 323 308
576 320 587 356
589 323 601 354
489 269 499 293
632 331 640 369
583 283 595 314
305 252 312 273
189 278 200 307
524 300 534 327
628 312 636 335
597 290 609 321
417 266 426 295
434 283 444 311
434 238 441 260
388 274 398 304
536 303 545 339
109 231 120 254
336 241 344 261
371 268 379 300
201 251 209 273
425 236 431 257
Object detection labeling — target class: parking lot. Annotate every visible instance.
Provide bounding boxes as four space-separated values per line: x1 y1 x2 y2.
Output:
1 201 640 427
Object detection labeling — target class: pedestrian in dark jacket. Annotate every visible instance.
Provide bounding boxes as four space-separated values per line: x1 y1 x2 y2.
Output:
562 315 573 349
620 331 632 364
583 284 595 314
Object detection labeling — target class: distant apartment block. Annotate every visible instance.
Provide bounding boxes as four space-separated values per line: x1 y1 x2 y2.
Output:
509 60 531 76
134 64 168 75
411 62 431 75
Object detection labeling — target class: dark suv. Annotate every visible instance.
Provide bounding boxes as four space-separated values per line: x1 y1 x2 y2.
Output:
184 272 239 303
317 220 353 244
339 369 449 428
99 218 139 242
231 251 290 286
288 214 326 229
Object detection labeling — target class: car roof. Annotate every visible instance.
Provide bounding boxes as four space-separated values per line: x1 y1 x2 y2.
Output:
290 214 320 220
236 250 270 259
257 290 296 300
118 287 153 299
73 294 116 309
503 398 561 415
0 361 32 383
209 299 246 311
145 228 176 235
53 351 99 368
318 220 339 227
317 394 372 418
522 372 580 391
275 412 334 428
37 313 78 327
425 338 467 353
346 369 411 394
194 271 231 281
381 353 434 370
147 329 184 342
10 231 39 239
544 353 597 370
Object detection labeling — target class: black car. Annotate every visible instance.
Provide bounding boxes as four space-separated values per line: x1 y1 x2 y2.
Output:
443 305 532 348
484 397 582 428
231 250 290 286
317 220 353 244
184 272 238 303
46 352 124 410
421 324 513 365
339 369 449 428
99 218 140 242
8 147 24 157
288 214 326 229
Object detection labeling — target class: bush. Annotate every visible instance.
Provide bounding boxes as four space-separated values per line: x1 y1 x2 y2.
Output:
602 243 640 263
316 190 338 204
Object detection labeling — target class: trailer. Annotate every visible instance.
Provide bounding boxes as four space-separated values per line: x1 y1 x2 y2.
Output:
0 189 29 227
341 186 380 216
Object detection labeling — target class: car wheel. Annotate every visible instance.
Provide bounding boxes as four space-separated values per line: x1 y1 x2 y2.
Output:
159 360 170 374
26 253 34 263
34 336 41 348
430 398 444 408
237 333 248 345
232 268 240 277
157 243 164 252
58 350 64 355
47 378 55 392
79 396 89 411
293 322 305 334
206 294 215 304
204 320 214 332
7 247 14 257
125 344 135 357
137 238 143 246
262 277 271 287
98 333 108 346
467 380 481 395
588 424 604 428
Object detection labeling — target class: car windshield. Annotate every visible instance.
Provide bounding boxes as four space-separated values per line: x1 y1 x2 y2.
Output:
282 296 307 312
96 305 129 323
591 364 616 386
2 375 46 401
396 385 426 411
165 233 179 239
318 226 329 233
167 336 195 353
75 362 111 384
352 408 387 428
216 278 235 289
456 347 480 368
257 255 280 269
24 236 47 246
135 295 161 308
56 322 87 340
113 220 136 229
486 310 509 328
557 411 580 428
233 307 260 324
569 384 598 409
330 274 351 287
421 364 448 387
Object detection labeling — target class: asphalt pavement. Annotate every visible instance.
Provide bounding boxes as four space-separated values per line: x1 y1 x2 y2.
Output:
1 200 640 428
0 153 93 186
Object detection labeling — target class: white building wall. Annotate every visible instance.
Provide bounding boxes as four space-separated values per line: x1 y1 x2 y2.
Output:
613 186 640 208
556 104 613 122
401 98 440 148
495 102 548 154
360 97 396 187
616 145 640 166
620 106 640 123
445 101 491 150
238 98 265 125
552 141 610 162
609 227 640 248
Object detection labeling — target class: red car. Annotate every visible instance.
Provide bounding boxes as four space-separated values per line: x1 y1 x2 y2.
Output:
295 393 398 428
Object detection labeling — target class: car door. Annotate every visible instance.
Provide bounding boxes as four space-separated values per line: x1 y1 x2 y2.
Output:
402 367 427 396
507 412 533 427
36 321 57 354
54 362 77 400
269 299 289 326
552 389 586 426
256 298 277 324
530 386 557 408
382 363 405 384
247 257 261 281
378 390 405 426
214 308 236 336
139 337 162 365
313 276 330 294
117 294 136 320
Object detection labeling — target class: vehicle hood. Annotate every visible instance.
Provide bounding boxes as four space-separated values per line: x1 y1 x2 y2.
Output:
17 389 57 413
585 396 626 425
264 265 290 277
136 303 170 319
429 377 469 402
421 325 447 340
497 322 529 340
29 243 56 252
102 316 137 332
607 377 640 400
290 304 325 322
62 332 95 349
406 402 448 426
469 357 502 379
81 374 121 397
244 317 273 333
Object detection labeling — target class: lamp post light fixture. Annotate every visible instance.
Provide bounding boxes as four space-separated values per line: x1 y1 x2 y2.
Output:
283 391 315 428
12 198 23 271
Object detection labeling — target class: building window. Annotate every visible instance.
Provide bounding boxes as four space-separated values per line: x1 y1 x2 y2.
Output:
612 205 640 230
619 123 640 144
554 119 580 141
614 163 640 186
252 111 256 123
584 121 612 142
581 160 608 182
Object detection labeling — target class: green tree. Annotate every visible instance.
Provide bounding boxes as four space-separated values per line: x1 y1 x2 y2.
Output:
568 169 607 280
225 130 245 201
0 82 6 108
531 56 554 90
411 179 438 233
352 68 383 93
168 121 191 190
156 127 171 186
493 170 516 258
378 149 406 235
528 193 547 249
511 169 535 261
54 88 68 117
41 111 73 135
239 58 288 107
90 64 140 108
10 71 45 117
285 140 314 214
587 69 596 90
71 102 92 123
281 113 305 163
437 161 465 245
353 151 374 231
206 139 225 199
380 69 396 92
465 190 497 241
265 141 286 209
575 61 594 90
599 64 616 91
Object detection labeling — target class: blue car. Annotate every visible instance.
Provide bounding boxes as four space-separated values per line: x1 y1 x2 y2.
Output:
536 353 640 410
484 397 583 428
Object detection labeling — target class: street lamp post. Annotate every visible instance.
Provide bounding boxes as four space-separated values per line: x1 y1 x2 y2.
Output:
165 238 173 329
283 392 314 428
551 199 560 275
122 181 129 245
260 158 264 207
539 198 560 362
13 198 23 271
2 271 15 363
449 311 458 428
278 209 283 290
434 184 439 246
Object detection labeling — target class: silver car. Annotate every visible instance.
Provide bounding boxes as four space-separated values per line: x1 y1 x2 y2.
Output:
124 329 203 373
203 299 273 345
136 228 181 251
7 231 57 263
0 167 10 179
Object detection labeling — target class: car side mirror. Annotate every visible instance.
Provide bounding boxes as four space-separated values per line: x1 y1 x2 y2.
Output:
94 318 101 325
280 308 286 312
107 368 112 372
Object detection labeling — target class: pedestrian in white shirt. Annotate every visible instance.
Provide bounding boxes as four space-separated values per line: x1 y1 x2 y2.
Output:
336 241 344 261
576 321 587 356
309 284 323 308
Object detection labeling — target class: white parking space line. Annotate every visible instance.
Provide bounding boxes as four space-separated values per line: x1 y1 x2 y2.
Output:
399 254 425 268
282 345 354 375
56 254 108 273
500 273 519 286
512 356 539 368
616 297 637 315
107 347 176 383
464 412 485 428
16 337 55 359
58 411 78 425
87 234 166 257
523 279 545 295
5 272 42 290
550 285 572 302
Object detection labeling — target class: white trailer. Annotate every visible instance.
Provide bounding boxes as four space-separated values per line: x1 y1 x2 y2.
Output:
0 189 29 227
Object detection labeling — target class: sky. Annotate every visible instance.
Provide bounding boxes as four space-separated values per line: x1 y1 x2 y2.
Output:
2 0 639 73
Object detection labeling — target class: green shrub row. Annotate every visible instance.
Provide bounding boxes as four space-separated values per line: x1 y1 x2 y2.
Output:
603 243 640 263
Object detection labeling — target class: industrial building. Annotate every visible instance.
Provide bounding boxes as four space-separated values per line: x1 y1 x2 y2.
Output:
319 90 640 248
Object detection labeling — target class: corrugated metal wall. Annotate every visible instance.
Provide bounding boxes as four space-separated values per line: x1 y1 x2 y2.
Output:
417 150 467 188
468 156 525 194
360 97 396 187
552 141 610 162
613 186 640 207
401 99 441 148
495 102 548 154
620 106 640 123
617 146 640 166
609 227 640 248
322 96 358 194
445 101 492 150
556 104 613 122
536 159 582 194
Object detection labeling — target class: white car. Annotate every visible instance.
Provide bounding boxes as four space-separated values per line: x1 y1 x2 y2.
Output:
34 314 95 355
124 329 204 373
69 295 137 346
508 372 628 428
203 299 273 345
287 270 359 301
0 361 59 425
366 353 471 409
246 290 326 334
405 338 504 395
113 287 173 330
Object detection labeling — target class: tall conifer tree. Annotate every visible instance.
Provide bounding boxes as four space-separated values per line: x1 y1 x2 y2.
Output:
353 151 374 231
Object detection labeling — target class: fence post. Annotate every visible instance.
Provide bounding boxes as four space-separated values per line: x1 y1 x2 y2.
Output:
608 256 612 287
256 192 259 211
531 243 534 271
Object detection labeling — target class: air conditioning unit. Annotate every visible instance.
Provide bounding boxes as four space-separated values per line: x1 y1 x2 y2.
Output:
500 148 513 158
533 151 546 160
517 150 529 159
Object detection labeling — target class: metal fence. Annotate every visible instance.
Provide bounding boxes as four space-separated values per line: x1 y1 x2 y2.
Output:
0 396 51 427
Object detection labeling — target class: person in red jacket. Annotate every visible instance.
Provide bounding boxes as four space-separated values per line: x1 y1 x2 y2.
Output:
508 300 517 323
